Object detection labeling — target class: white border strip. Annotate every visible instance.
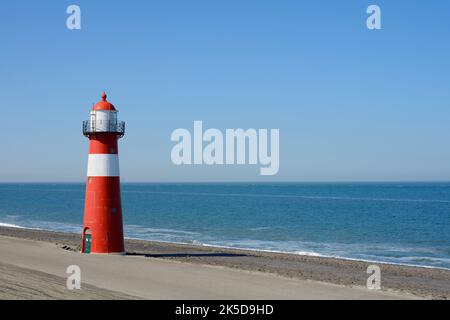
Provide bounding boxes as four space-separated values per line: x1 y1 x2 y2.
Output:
87 154 120 177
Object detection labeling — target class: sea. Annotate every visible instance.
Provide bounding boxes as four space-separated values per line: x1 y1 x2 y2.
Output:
0 182 449 269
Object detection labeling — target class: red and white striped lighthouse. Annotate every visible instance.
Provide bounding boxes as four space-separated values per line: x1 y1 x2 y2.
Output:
81 92 125 254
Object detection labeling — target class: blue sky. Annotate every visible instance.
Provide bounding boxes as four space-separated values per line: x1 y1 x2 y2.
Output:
0 0 449 182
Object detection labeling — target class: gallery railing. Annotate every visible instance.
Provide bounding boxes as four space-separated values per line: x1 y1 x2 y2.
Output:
83 120 125 137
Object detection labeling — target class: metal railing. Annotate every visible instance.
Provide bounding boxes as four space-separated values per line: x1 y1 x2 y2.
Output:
83 120 125 137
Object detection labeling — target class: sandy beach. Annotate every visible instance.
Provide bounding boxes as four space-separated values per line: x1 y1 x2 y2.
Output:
0 226 448 300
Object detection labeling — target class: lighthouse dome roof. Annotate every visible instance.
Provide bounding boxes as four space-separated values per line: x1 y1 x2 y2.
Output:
92 92 117 111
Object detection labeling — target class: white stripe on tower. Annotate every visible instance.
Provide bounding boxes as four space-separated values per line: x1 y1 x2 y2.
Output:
87 154 120 177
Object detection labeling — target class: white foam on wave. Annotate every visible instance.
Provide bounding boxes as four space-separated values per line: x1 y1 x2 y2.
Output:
249 227 272 232
318 254 450 271
293 250 323 257
0 222 26 229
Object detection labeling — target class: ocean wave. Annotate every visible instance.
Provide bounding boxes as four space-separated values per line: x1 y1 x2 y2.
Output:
125 225 200 236
292 251 323 257
0 222 27 229
121 190 450 204
249 227 272 231
189 241 450 270
0 220 79 233
0 187 82 193
1 219 449 270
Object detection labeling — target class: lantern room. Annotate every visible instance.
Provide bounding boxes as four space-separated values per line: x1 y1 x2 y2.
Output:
83 92 125 137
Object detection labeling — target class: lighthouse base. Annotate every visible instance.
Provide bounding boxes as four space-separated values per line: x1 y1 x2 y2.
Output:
82 251 126 256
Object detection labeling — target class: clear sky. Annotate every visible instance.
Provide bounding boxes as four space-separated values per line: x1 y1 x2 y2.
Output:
0 1 449 182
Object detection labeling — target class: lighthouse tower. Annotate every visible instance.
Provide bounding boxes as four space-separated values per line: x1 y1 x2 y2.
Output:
81 92 125 254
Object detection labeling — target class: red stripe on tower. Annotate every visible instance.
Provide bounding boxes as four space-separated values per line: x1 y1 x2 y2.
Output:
81 92 126 254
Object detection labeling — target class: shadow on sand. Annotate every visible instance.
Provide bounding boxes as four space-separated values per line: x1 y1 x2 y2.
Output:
126 252 247 258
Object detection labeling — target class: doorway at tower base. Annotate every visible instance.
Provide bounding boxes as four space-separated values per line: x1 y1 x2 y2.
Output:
82 228 92 254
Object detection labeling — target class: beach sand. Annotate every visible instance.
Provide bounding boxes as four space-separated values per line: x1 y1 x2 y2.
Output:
0 227 448 300
0 261 139 300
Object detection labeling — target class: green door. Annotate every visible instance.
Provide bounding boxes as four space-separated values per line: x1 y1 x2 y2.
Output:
85 234 92 254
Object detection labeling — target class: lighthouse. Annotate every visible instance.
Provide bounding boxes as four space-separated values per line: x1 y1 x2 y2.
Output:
81 92 126 254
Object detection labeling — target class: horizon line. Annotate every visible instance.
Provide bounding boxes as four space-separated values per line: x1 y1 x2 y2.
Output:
1 180 450 184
